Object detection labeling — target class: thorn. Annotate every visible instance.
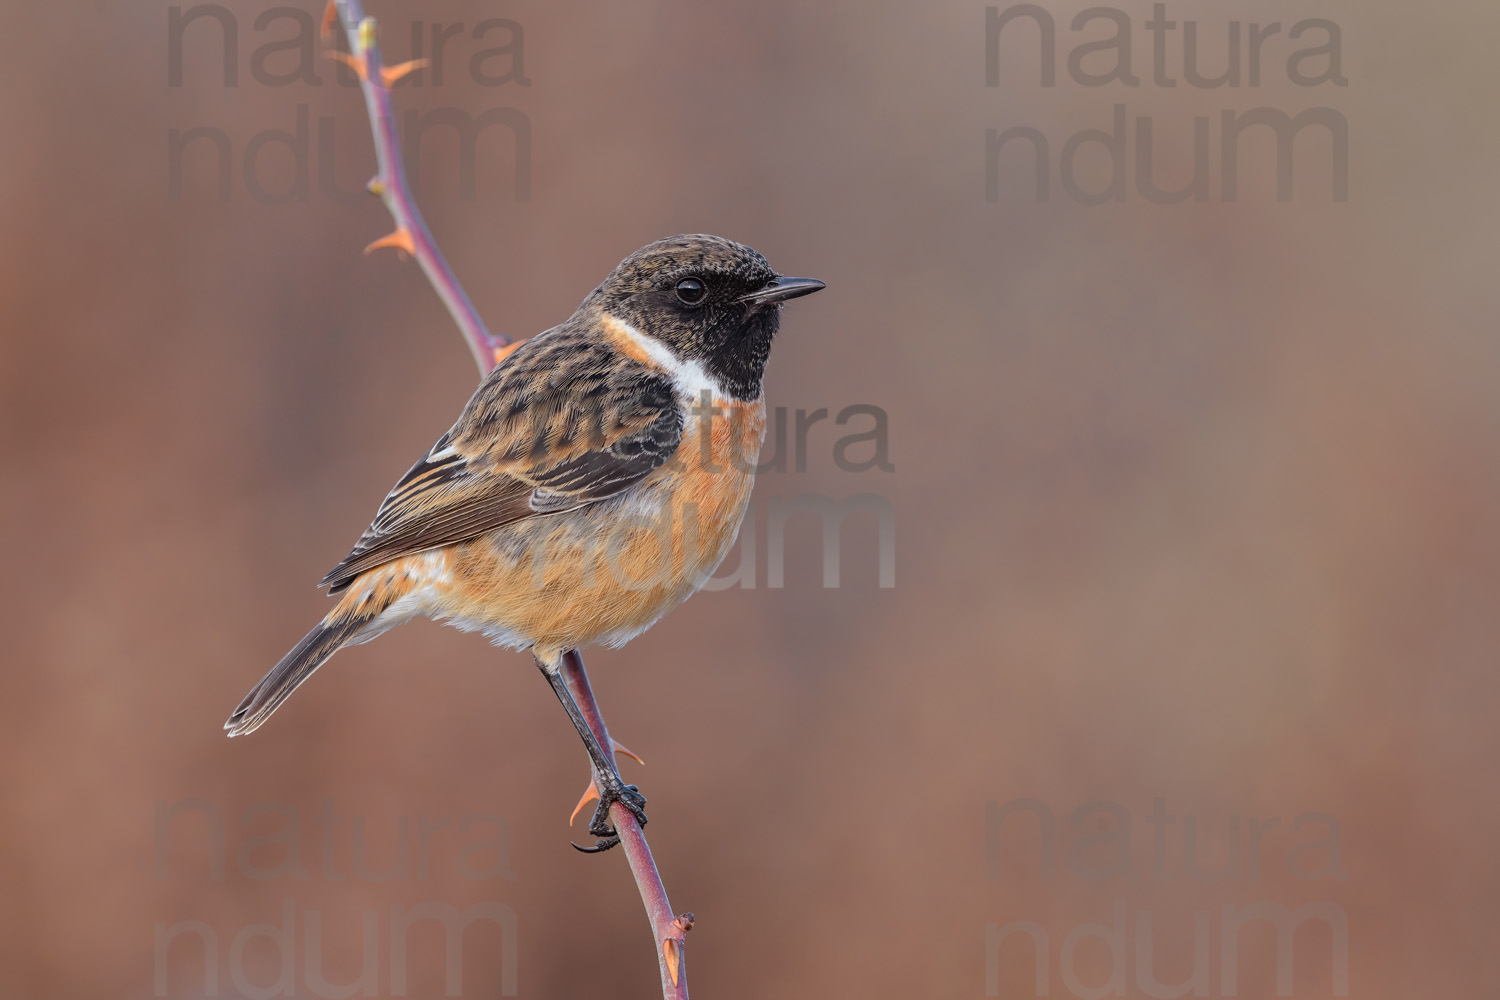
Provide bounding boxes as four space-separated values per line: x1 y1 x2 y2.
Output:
663 913 693 985
327 48 367 81
320 0 339 42
662 938 681 986
568 780 599 827
491 339 522 367
381 58 428 86
364 226 415 257
565 737 640 826
613 737 645 766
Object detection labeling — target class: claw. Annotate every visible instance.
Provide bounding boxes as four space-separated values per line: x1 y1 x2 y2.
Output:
567 737 645 826
320 0 339 42
381 58 428 86
364 226 415 257
571 836 620 854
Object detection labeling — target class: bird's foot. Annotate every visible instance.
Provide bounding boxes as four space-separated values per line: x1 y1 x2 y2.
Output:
568 739 645 853
572 774 648 854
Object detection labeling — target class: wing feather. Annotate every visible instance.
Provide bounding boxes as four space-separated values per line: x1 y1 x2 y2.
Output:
321 330 683 593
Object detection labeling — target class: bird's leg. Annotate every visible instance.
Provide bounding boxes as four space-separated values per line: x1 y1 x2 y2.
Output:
569 738 645 825
537 652 648 853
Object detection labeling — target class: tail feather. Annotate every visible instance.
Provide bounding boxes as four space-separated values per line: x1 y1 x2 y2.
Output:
224 616 369 737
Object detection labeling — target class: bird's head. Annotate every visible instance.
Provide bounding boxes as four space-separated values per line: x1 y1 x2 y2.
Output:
589 234 824 400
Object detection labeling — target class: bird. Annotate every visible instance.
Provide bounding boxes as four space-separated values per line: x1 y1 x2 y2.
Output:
225 233 824 851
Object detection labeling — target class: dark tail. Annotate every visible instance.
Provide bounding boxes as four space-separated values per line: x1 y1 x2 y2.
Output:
224 616 369 737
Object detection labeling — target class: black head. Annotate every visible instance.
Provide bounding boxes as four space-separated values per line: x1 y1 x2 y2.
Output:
589 234 823 400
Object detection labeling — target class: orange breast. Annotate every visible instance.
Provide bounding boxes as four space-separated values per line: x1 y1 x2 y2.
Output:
609 394 764 595
439 396 766 660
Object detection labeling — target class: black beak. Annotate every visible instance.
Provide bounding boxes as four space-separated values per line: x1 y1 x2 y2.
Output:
739 275 826 306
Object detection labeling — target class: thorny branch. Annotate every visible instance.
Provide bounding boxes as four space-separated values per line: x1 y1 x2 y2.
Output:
324 0 511 374
562 651 693 999
324 3 693 997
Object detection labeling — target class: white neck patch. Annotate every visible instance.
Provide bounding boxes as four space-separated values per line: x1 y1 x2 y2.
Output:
604 314 729 403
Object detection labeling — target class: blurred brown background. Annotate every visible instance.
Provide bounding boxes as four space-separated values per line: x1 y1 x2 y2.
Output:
1 1 1497 997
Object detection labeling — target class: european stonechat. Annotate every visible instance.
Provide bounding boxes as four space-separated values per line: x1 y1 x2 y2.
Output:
226 234 823 849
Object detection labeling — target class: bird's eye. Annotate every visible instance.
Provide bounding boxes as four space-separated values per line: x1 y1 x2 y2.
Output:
675 277 706 304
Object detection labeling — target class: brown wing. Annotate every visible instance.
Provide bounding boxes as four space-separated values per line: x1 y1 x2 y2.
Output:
321 329 683 594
